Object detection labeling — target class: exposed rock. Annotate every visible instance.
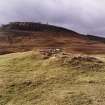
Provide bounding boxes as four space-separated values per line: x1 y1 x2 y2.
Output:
40 48 63 59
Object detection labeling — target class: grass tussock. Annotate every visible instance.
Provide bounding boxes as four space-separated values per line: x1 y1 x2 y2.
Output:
0 51 105 105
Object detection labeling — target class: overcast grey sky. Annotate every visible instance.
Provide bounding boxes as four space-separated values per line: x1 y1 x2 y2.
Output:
0 0 105 36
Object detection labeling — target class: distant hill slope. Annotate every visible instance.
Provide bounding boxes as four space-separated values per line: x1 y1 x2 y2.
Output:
1 22 74 32
0 22 105 54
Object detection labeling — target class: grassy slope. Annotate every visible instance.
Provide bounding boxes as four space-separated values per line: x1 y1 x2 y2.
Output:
1 31 105 54
0 51 105 105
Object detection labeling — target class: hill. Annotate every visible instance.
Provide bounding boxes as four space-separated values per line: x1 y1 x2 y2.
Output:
0 22 105 54
1 22 105 105
1 22 71 32
0 50 105 105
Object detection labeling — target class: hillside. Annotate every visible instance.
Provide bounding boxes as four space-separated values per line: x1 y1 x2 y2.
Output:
0 22 105 54
1 22 105 105
0 50 105 105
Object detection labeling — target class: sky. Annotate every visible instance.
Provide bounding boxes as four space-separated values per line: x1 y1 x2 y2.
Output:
0 0 105 36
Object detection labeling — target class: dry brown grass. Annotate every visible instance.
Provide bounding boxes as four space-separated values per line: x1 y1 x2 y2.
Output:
0 31 105 55
0 51 105 105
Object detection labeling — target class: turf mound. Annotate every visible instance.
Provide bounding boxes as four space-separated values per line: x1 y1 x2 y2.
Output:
0 51 105 105
68 56 104 71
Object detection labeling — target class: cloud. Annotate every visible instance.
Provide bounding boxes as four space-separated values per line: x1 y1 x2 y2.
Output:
0 0 105 36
